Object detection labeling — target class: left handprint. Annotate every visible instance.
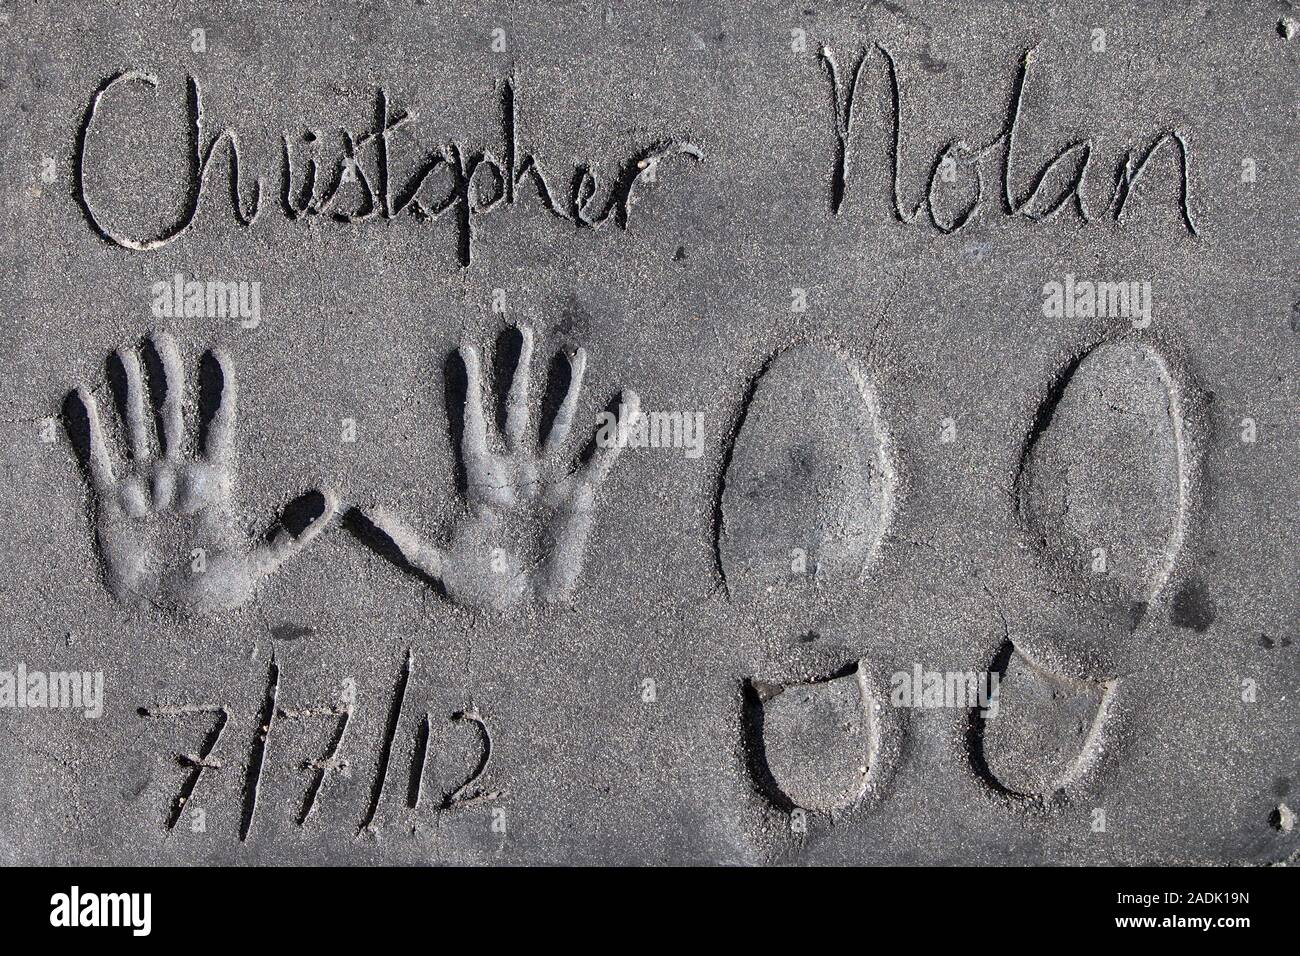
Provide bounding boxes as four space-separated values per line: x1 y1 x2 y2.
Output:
64 332 339 616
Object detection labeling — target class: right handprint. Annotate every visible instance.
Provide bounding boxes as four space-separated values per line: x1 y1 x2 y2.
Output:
360 325 638 611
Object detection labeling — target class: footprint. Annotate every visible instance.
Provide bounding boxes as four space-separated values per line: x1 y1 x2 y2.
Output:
971 641 1116 800
718 344 894 600
1016 340 1188 615
745 663 877 814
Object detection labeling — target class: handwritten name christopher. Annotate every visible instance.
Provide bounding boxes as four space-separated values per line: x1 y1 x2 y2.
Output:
76 72 703 266
75 41 1203 266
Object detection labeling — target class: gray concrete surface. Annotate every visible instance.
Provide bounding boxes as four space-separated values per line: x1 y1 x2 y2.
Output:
0 0 1295 864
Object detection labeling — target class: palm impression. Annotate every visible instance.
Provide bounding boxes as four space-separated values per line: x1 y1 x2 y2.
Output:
64 332 338 616
362 325 639 611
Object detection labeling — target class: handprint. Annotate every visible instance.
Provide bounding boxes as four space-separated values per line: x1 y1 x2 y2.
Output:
64 332 339 616
363 326 639 611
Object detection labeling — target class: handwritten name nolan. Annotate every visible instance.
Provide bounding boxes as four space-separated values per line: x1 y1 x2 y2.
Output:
820 42 1198 235
75 41 1200 268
